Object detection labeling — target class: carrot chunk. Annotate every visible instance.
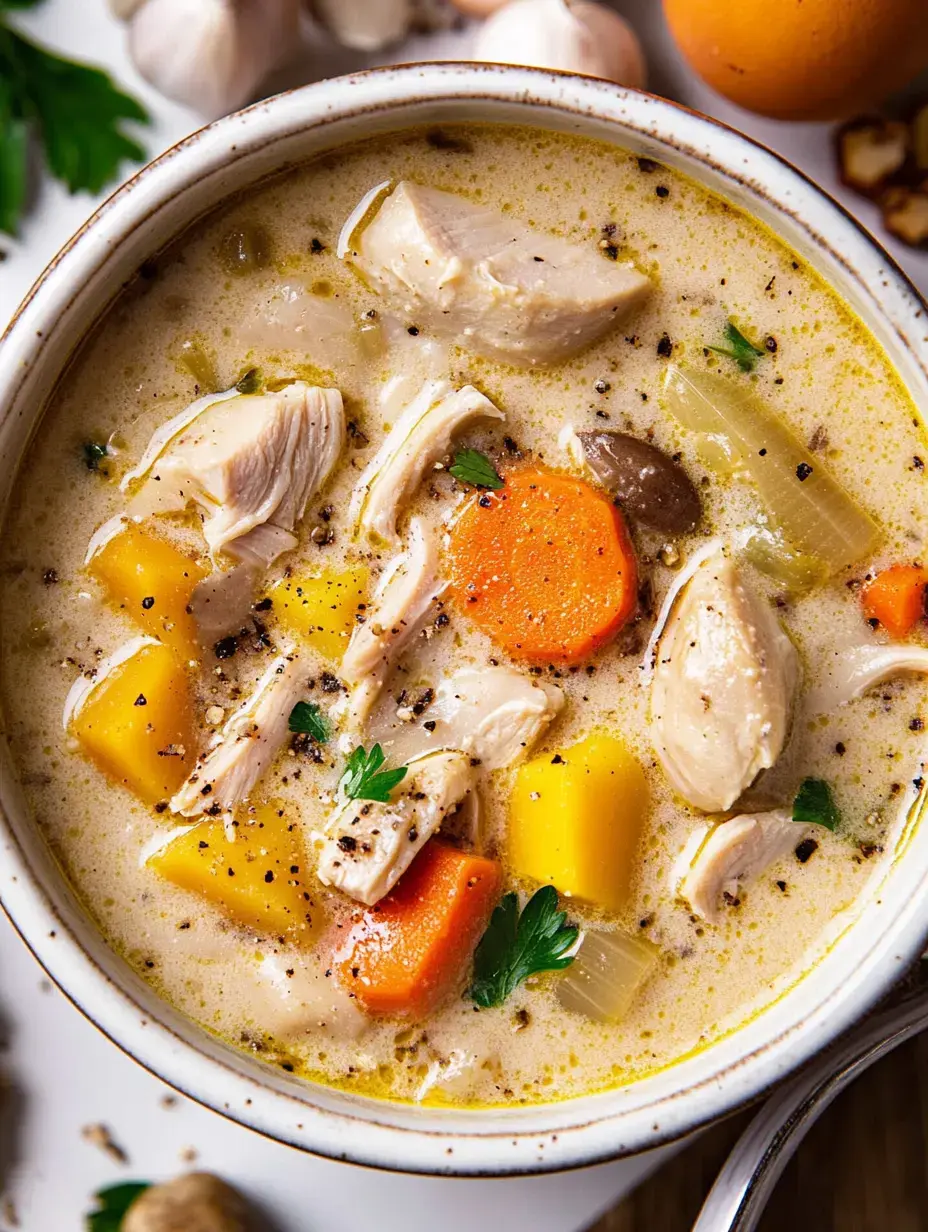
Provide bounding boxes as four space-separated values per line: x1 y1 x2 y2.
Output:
448 466 637 662
338 842 501 1019
862 564 928 638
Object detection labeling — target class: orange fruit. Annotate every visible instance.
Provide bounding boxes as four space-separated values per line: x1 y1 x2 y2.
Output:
663 0 928 121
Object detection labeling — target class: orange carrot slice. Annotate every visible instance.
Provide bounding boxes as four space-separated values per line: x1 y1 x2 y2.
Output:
863 564 928 638
448 466 637 662
338 842 501 1019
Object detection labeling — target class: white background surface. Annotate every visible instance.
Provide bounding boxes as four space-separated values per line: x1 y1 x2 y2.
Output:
1 3 928 1230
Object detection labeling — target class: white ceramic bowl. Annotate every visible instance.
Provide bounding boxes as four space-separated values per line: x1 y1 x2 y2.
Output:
2 64 928 1177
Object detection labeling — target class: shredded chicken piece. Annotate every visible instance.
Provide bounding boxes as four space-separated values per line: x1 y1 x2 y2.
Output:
255 953 367 1040
340 180 651 366
316 749 474 905
429 666 564 770
122 382 345 566
340 517 444 727
673 810 803 922
650 550 799 812
170 654 306 817
350 379 503 545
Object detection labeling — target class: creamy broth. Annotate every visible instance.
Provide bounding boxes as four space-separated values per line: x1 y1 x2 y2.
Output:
2 124 927 1107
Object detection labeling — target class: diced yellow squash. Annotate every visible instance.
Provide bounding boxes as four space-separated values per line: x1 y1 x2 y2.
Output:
88 523 207 659
509 733 647 913
70 641 196 805
148 804 323 942
271 565 369 662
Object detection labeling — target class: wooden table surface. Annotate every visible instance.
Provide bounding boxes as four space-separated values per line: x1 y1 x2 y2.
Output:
591 1031 928 1232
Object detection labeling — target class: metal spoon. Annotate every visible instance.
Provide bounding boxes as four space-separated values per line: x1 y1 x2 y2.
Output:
693 972 928 1232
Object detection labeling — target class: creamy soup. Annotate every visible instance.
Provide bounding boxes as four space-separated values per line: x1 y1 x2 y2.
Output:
2 124 927 1108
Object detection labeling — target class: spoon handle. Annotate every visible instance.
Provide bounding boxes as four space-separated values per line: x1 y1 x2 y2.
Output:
692 987 928 1232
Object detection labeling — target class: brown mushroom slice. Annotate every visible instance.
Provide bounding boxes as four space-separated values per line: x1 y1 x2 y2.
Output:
124 1173 262 1232
576 430 701 533
838 119 909 195
913 103 928 173
882 185 928 248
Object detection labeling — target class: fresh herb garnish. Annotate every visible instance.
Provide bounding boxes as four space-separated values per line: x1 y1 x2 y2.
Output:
469 885 579 1009
0 9 148 236
87 1182 151 1232
339 743 408 803
235 367 262 395
708 320 766 373
792 777 840 831
449 448 504 491
82 440 108 471
288 700 330 744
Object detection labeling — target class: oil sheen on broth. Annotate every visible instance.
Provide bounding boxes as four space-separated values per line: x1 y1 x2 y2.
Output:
2 124 927 1108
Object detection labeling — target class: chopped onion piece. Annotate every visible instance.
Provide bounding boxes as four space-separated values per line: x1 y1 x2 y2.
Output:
806 642 928 714
741 521 828 593
663 365 879 574
556 929 657 1024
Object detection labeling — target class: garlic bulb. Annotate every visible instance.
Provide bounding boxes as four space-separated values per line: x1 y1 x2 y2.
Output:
123 0 301 119
472 0 647 89
308 0 412 51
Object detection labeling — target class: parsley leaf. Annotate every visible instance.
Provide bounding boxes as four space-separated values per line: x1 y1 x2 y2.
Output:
708 320 766 373
0 20 148 235
470 885 578 1009
0 98 27 235
449 448 504 491
235 367 262 395
339 743 408 803
87 1182 151 1232
792 777 840 831
288 701 330 744
82 440 108 471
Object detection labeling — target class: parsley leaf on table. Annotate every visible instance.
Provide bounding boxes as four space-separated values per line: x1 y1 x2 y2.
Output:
792 777 840 831
0 13 148 235
449 448 504 491
87 1182 151 1232
707 320 766 373
339 743 408 803
470 885 579 1009
288 700 330 744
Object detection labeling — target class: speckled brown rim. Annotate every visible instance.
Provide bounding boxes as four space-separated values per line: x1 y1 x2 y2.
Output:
1 64 928 1177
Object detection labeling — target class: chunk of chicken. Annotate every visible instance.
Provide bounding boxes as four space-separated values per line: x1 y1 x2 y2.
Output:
340 180 651 366
674 810 803 922
429 666 564 770
170 654 306 817
340 517 444 727
316 749 474 906
650 551 799 812
122 382 345 567
350 379 504 545
254 953 367 1040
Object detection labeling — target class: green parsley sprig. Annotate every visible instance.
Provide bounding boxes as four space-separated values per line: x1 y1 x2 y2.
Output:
339 743 408 804
87 1182 151 1232
0 1 148 236
708 320 766 373
449 448 504 491
470 885 578 1009
288 700 330 744
792 777 840 831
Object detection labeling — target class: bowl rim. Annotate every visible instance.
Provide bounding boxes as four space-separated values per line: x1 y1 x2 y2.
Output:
2 61 928 1177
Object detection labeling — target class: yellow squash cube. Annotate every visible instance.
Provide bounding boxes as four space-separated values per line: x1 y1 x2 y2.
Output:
70 641 196 805
148 804 322 942
509 733 647 913
271 565 369 662
88 523 207 659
